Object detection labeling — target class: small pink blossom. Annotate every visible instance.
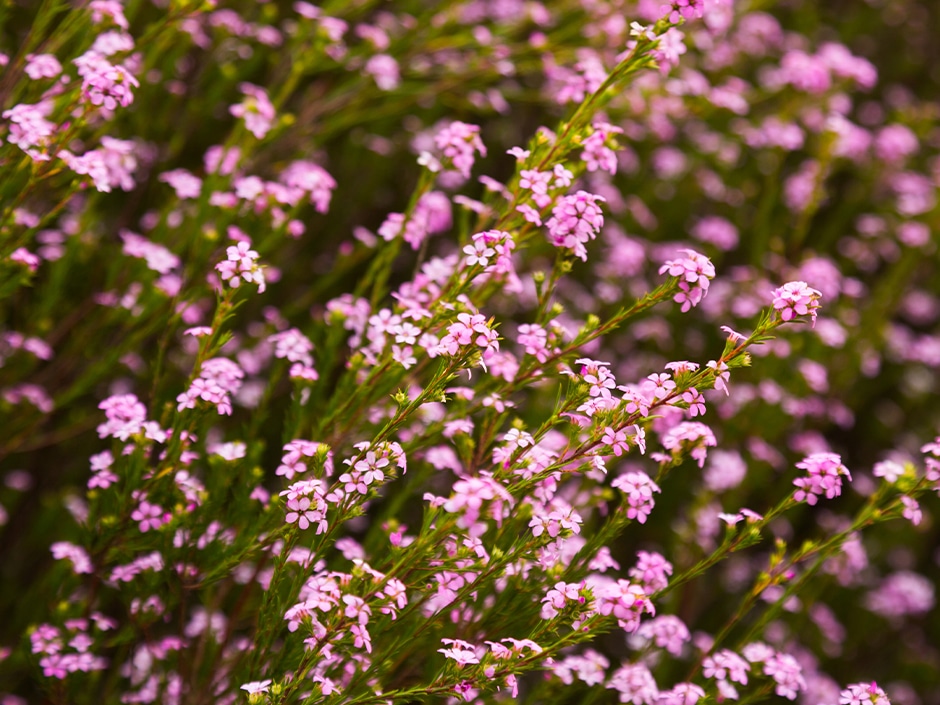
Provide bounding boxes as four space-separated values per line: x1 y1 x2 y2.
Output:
772 281 822 326
793 452 851 505
230 83 276 139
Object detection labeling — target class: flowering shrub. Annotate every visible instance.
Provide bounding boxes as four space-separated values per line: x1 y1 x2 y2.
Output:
0 1 939 705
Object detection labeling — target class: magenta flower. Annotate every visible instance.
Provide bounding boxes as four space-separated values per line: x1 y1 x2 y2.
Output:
131 499 167 532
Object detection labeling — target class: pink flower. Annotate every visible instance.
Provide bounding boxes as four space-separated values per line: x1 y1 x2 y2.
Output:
691 216 738 250
595 578 655 632
763 652 805 700
61 137 138 192
900 496 922 525
637 615 690 656
10 247 41 271
772 281 823 326
606 662 658 704
280 479 329 533
97 394 148 441
216 241 266 293
681 388 707 417
874 124 918 163
545 191 606 262
270 328 315 366
581 122 623 175
839 683 890 705
3 101 56 157
703 649 750 685
230 83 276 139
73 52 139 110
540 581 586 619
229 83 275 140
240 680 272 695
25 53 62 80
612 471 661 523
658 249 715 312
364 54 400 90
350 623 372 653
438 638 480 665
121 231 179 273
661 422 717 468
277 440 329 480
177 358 245 416
131 499 167 532
50 542 93 574
158 169 202 199
433 121 486 180
792 452 851 505
603 426 630 456
629 551 673 592
280 160 336 213
659 0 705 23
436 312 499 358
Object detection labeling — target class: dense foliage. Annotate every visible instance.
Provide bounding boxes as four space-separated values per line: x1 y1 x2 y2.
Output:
1 1 939 704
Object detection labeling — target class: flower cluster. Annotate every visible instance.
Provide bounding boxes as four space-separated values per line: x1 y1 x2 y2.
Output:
2 1 937 703
545 190 606 261
435 312 500 359
792 452 852 505
658 249 716 312
771 281 823 326
176 358 245 416
215 241 266 293
74 52 139 110
432 121 487 180
612 471 661 524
